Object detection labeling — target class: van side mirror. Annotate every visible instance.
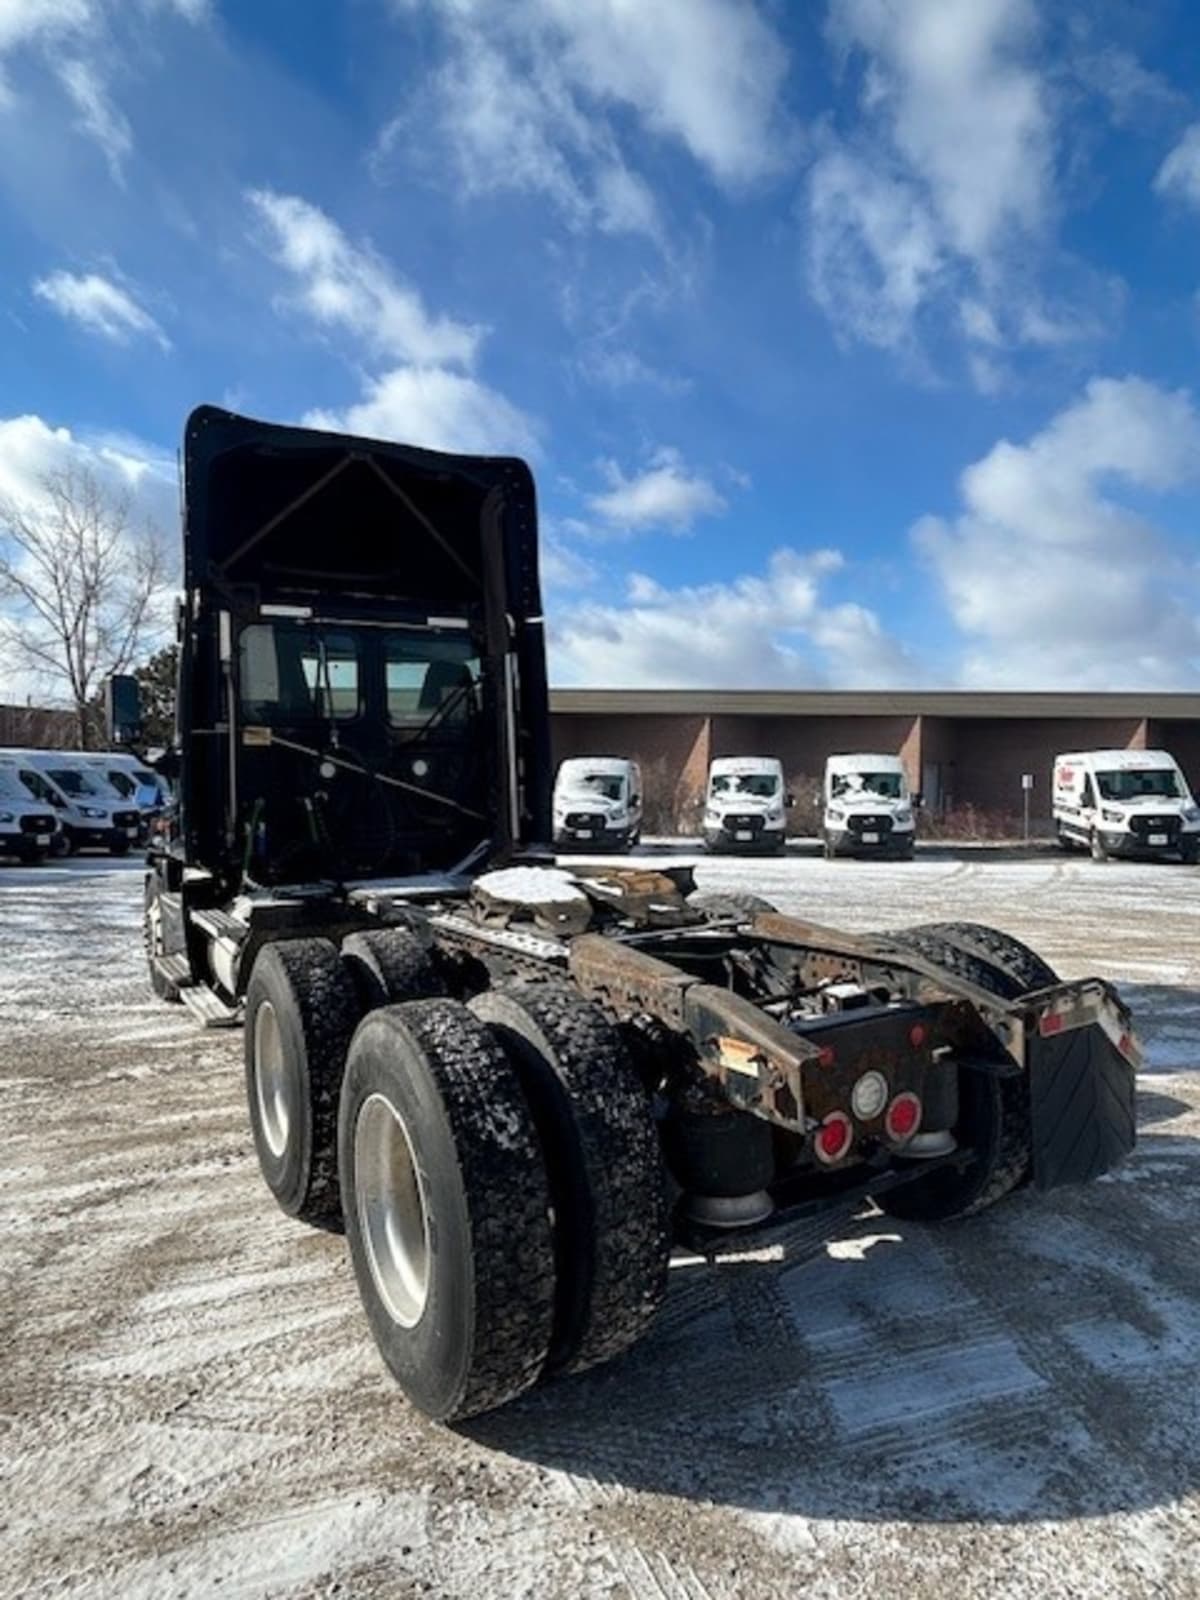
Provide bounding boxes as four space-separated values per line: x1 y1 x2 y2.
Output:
630 793 641 809
785 792 796 809
913 793 925 810
104 674 143 746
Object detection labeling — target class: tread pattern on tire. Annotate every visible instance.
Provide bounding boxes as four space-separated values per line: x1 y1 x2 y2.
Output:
909 921 1059 994
469 980 670 1375
340 927 443 1011
245 936 361 1228
349 999 557 1420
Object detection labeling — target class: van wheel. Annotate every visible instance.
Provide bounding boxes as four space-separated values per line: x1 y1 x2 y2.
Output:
109 836 130 857
1090 830 1108 863
1181 838 1200 865
469 982 670 1375
1056 825 1073 851
339 999 556 1421
244 937 361 1230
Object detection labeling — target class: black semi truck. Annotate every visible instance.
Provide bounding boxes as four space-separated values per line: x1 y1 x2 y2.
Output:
113 406 1139 1422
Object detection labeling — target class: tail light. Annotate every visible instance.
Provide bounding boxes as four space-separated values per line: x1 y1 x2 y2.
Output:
815 1111 854 1164
885 1092 922 1144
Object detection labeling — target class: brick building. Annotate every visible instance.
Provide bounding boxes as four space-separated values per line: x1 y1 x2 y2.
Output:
549 690 1200 825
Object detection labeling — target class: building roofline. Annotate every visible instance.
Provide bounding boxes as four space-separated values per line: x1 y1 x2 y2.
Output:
548 688 1200 719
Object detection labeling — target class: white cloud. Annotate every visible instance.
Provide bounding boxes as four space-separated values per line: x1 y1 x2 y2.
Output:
381 0 792 238
0 412 176 517
807 146 943 353
914 377 1200 687
33 268 168 348
0 411 179 701
303 368 539 460
248 189 482 367
587 447 727 533
0 1 207 166
55 54 129 179
548 546 918 688
808 0 1072 371
1154 123 1200 210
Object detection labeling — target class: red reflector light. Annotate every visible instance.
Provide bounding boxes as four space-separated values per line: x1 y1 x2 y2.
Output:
1039 1012 1066 1037
817 1045 836 1069
885 1092 922 1143
908 1023 927 1049
815 1112 853 1164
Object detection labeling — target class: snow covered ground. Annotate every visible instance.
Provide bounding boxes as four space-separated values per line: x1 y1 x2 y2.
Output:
2 847 1198 1599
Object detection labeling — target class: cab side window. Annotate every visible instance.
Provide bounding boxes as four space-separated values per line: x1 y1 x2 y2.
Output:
20 770 62 806
1082 775 1097 809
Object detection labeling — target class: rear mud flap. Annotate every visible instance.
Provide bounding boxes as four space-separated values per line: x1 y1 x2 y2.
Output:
1028 1025 1136 1189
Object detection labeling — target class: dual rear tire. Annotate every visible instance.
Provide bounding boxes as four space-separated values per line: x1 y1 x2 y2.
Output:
243 937 669 1421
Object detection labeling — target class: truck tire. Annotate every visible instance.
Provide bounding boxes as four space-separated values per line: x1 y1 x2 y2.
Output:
1181 838 1200 865
875 926 1030 1002
875 1064 1030 1222
469 981 670 1375
687 890 779 919
109 835 131 857
339 999 556 1421
244 937 361 1231
1090 829 1108 863
143 875 182 1003
903 921 1059 995
341 928 444 1011
873 925 1042 1220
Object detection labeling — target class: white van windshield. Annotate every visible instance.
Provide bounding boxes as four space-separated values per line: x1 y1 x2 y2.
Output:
563 772 625 802
711 773 779 798
1096 769 1184 802
832 772 904 800
47 769 106 798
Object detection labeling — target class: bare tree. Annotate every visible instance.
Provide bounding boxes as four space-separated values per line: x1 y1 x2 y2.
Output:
0 464 171 748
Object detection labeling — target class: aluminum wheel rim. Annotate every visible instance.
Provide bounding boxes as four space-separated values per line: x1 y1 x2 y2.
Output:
253 1001 291 1160
355 1092 431 1330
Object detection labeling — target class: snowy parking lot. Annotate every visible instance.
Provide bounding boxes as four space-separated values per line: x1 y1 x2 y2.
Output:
2 846 1199 1599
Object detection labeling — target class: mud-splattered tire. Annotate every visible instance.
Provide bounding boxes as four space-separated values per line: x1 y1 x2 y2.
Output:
905 921 1059 995
339 999 556 1421
341 927 444 1011
469 981 670 1375
687 890 778 919
1090 830 1108 863
244 937 361 1231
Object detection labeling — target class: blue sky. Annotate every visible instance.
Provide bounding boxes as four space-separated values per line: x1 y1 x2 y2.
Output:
2 0 1200 694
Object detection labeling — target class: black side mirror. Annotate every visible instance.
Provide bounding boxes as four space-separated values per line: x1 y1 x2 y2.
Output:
786 792 796 808
913 793 925 810
105 673 143 747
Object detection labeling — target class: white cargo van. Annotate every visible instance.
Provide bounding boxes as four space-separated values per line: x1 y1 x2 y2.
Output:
1053 749 1200 862
4 751 142 855
0 764 60 862
78 752 169 825
553 757 642 851
823 753 915 860
703 756 788 854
